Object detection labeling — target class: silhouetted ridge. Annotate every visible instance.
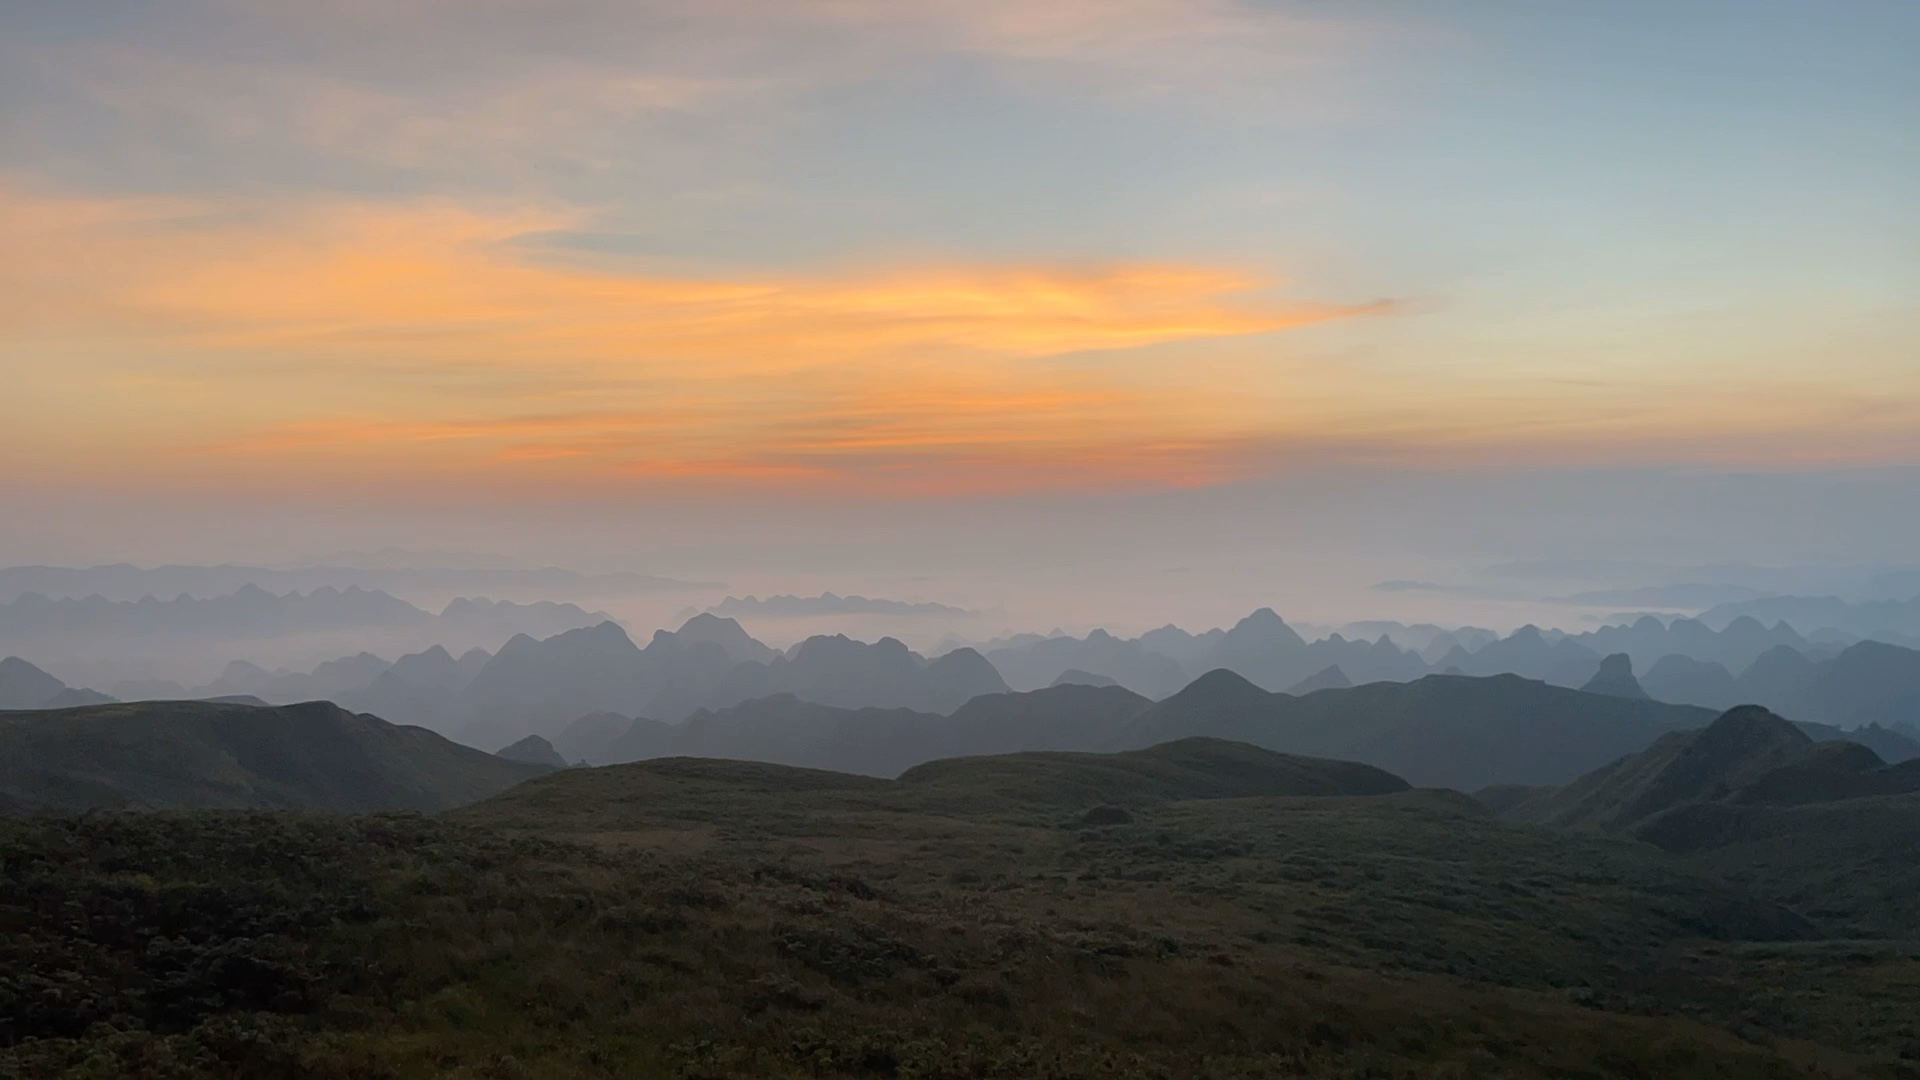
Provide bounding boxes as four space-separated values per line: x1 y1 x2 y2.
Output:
1641 654 1737 708
939 683 1152 760
1201 609 1312 689
551 710 635 763
0 656 67 709
0 699 547 811
42 687 116 708
672 613 776 663
1225 608 1307 649
1501 705 1920 833
1160 667 1275 713
497 734 568 768
923 647 1008 711
1123 670 1714 791
1626 706 1812 816
1579 654 1649 700
0 655 114 710
1050 668 1119 688
1285 665 1352 695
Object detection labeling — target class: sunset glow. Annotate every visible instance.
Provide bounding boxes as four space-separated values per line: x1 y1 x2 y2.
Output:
2 1 1915 509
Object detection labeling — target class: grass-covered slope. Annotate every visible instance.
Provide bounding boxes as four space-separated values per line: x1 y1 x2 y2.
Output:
0 810 1863 1080
1506 706 1920 833
0 699 548 812
7 737 1920 1077
1500 706 1920 945
1506 706 1819 830
1639 791 1920 938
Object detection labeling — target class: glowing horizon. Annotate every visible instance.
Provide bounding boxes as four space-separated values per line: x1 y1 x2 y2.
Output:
3 1 1916 505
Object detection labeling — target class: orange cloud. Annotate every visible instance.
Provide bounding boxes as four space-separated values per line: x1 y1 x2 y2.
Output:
9 180 1915 501
107 207 1370 368
0 185 1383 497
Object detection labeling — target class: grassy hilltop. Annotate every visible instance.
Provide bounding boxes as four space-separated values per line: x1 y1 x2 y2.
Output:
5 731 1920 1078
0 700 547 813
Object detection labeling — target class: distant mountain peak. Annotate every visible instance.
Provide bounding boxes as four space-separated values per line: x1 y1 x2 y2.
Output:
1051 668 1120 689
496 734 568 768
1580 654 1649 700
1512 704 1815 831
0 655 69 710
1228 608 1306 646
1169 668 1271 706
1692 705 1811 759
543 621 640 655
0 655 53 680
670 612 775 663
678 612 741 632
1285 665 1352 695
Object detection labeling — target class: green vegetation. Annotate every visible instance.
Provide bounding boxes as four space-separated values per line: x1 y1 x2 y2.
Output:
1498 707 1920 942
1642 792 1920 939
0 700 546 812
1503 706 1821 831
6 737 1920 1077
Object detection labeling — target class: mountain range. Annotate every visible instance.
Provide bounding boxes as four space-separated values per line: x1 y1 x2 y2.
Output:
1115 670 1722 790
9 620 1920 1075
39 597 1920 762
4 585 611 685
497 664 1919 792
16 697 1920 1074
448 617 1008 749
1638 639 1920 729
561 683 1155 777
1701 593 1920 644
22 591 1912 768
976 612 1920 741
972 609 1835 701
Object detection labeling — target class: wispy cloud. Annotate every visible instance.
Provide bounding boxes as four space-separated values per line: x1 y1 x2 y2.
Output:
0 184 1384 496
1 188 1369 359
0 0 1393 195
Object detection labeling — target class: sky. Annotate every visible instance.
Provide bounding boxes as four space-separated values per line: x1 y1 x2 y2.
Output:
2 0 1917 628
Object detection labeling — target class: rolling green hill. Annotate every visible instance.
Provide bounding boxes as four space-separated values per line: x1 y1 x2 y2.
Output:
1498 706 1920 947
1505 706 1920 833
0 699 549 812
7 734 1920 1077
1638 791 1920 937
1504 706 1820 831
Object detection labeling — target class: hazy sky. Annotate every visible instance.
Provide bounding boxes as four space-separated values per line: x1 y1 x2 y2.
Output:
3 1 1917 618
